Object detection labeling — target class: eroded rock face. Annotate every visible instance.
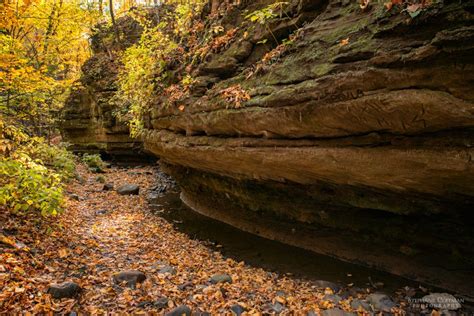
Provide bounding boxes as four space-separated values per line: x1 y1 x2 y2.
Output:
60 15 146 159
141 0 474 295
60 0 474 296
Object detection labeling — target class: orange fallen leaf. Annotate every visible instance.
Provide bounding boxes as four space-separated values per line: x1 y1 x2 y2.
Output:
58 248 68 258
340 38 349 46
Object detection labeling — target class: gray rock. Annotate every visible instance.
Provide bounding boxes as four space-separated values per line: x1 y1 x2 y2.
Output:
137 301 152 308
96 209 108 215
323 294 342 304
117 184 140 195
153 297 169 308
147 192 161 204
270 302 285 313
275 290 286 297
158 265 177 275
90 167 105 174
47 282 82 299
230 304 246 315
103 183 114 191
367 293 396 312
350 298 371 311
178 282 193 291
165 305 191 316
306 311 318 316
210 273 232 284
321 308 356 316
421 293 461 311
314 280 341 293
69 194 80 201
113 270 146 288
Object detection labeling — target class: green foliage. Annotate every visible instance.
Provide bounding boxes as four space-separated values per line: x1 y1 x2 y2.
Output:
244 2 289 45
17 138 76 180
244 2 289 24
117 23 178 137
81 153 106 170
0 155 65 217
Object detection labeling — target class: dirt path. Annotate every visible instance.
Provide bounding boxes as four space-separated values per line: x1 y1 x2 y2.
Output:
0 164 439 314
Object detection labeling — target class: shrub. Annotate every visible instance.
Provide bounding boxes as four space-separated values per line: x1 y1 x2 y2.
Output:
0 156 65 216
81 153 106 170
17 138 76 180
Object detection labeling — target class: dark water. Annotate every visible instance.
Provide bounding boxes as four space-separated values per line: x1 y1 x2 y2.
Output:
150 191 428 296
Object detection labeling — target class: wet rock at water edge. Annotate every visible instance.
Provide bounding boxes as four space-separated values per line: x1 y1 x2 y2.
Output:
314 280 341 293
47 281 82 299
117 184 140 195
321 308 356 316
421 293 461 311
165 305 191 316
230 304 246 315
103 183 114 191
113 270 146 288
210 273 232 284
367 293 396 312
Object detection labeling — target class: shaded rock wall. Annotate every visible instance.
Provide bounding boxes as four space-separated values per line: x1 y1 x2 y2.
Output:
142 0 474 295
61 15 147 159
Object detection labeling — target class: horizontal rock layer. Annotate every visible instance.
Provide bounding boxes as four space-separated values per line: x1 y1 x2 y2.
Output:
61 0 474 296
142 0 474 295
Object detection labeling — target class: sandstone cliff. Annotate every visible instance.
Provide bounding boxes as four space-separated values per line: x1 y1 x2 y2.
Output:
60 15 146 158
62 0 474 295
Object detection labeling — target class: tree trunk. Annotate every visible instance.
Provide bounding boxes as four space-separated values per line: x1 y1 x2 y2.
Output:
109 0 120 44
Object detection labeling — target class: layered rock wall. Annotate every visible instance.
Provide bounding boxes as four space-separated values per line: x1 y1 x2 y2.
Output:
61 0 474 295
61 15 146 158
142 0 474 294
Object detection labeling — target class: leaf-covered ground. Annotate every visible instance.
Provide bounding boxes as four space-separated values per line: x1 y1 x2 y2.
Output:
0 164 451 314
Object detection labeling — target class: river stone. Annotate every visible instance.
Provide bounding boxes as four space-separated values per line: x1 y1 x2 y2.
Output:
47 281 82 299
154 297 169 308
230 304 246 315
96 209 108 215
323 294 342 304
165 305 191 316
314 280 340 293
210 273 232 284
350 299 371 311
103 183 114 191
158 265 177 275
117 184 140 195
422 293 461 311
113 270 146 288
321 308 356 316
270 302 285 313
69 194 80 201
367 293 396 312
